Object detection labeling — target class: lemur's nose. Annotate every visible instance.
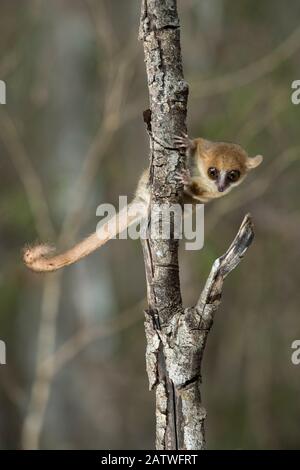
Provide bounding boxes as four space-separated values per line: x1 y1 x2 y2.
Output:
217 172 227 192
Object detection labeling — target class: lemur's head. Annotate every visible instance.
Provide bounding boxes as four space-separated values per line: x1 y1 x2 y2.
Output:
199 140 263 194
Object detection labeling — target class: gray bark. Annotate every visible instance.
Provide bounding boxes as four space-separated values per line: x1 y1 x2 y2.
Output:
139 0 255 450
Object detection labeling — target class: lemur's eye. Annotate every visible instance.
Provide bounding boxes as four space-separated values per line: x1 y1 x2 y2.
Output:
227 170 240 182
207 167 218 180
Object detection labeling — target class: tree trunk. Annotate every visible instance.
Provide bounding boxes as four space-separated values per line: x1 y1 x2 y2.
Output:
139 0 254 450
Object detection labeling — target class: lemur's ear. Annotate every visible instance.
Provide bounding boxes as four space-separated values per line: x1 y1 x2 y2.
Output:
247 154 263 169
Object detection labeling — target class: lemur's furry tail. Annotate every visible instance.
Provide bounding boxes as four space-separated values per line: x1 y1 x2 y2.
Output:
23 199 147 273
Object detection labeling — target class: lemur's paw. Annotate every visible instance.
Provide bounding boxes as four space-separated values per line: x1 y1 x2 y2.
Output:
174 132 190 149
174 168 191 185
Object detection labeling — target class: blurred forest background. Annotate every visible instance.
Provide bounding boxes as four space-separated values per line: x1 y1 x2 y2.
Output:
0 0 300 450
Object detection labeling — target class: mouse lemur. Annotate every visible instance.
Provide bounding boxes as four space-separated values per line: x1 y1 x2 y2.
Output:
23 134 263 272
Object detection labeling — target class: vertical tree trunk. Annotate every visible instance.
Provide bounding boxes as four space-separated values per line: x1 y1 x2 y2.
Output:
139 0 188 450
139 0 254 450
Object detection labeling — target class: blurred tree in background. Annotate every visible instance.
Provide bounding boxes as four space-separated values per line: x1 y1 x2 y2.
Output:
0 0 299 449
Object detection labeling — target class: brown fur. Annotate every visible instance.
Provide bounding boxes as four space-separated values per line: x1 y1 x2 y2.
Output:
197 141 248 174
